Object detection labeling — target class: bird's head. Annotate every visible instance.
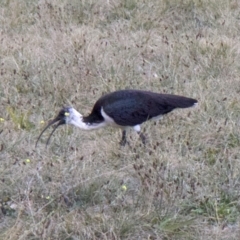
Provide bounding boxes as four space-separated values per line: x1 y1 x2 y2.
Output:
36 107 82 147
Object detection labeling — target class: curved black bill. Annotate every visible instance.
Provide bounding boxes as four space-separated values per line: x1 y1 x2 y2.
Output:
36 118 65 148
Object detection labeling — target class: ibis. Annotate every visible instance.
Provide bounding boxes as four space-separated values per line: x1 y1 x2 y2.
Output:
36 89 197 147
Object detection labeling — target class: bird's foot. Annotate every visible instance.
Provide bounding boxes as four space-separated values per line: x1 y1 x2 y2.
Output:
120 130 128 146
138 132 147 145
119 138 129 146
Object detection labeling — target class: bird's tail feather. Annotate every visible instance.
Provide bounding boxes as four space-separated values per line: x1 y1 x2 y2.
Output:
162 95 198 109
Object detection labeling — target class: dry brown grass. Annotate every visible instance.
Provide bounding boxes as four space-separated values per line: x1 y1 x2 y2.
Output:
1 0 240 239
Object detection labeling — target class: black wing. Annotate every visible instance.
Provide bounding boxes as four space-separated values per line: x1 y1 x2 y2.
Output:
87 90 196 127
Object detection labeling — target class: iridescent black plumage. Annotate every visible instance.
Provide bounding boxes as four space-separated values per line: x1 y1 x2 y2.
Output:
84 90 197 126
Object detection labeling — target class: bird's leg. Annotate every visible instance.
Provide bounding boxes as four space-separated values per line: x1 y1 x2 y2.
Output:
120 130 128 146
138 132 147 145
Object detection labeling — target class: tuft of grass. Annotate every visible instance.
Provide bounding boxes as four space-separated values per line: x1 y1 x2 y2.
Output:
7 106 34 130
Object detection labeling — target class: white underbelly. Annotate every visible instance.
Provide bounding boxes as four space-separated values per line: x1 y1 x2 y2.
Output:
101 107 141 132
101 107 121 127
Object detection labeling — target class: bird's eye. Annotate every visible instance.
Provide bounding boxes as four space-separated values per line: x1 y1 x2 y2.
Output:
64 112 70 116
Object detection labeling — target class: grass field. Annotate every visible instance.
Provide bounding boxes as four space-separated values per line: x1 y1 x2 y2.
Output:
1 0 240 239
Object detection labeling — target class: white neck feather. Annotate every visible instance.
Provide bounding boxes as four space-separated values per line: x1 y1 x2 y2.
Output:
66 108 107 130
